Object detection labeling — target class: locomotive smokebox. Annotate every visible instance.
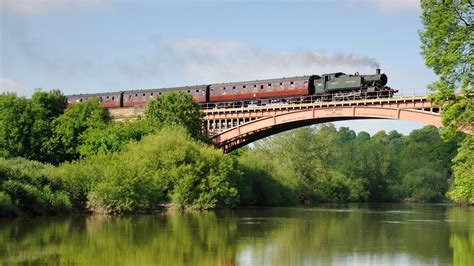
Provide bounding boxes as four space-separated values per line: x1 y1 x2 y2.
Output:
376 68 381 75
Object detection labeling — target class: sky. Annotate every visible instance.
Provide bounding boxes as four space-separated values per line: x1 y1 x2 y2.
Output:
0 0 438 135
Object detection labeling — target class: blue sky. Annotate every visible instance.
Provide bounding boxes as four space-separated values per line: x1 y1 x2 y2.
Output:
1 0 437 135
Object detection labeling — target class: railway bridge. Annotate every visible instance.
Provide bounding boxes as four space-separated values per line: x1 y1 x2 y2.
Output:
109 94 443 153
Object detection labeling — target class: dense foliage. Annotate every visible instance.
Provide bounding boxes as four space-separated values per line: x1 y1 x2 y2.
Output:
237 125 458 205
58 127 239 213
0 158 72 216
146 92 205 140
420 0 473 204
0 90 67 163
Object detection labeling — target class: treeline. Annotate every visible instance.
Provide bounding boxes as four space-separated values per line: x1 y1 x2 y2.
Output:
236 125 459 205
0 90 470 216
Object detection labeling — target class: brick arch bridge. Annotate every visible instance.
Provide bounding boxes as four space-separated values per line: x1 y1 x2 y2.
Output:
204 96 442 152
109 95 443 153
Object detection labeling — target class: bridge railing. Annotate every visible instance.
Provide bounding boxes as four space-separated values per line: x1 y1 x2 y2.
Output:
396 88 431 97
200 89 430 110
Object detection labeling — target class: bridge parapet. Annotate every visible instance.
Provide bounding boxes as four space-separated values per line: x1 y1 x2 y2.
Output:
204 95 440 137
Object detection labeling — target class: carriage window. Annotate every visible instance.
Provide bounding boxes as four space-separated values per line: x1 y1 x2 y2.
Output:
232 86 237 95
187 90 191 93
279 82 283 90
143 93 146 97
79 99 83 102
222 88 227 95
98 96 103 103
290 81 295 90
267 83 272 91
242 85 247 93
112 96 115 101
129 95 132 101
151 93 154 96
253 84 258 93
195 89 200 96
260 85 264 90
106 96 110 103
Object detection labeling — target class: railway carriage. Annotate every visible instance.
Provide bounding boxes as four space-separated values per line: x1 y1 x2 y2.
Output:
66 91 123 108
209 76 315 104
122 85 208 107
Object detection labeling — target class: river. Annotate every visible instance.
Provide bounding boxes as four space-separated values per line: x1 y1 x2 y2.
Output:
1 204 472 265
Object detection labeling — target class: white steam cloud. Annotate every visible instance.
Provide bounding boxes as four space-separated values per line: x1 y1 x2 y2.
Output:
118 39 381 84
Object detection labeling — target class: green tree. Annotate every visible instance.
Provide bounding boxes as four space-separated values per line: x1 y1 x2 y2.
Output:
0 93 34 159
48 99 108 163
78 118 155 157
0 90 67 163
420 0 473 204
447 136 474 203
420 0 473 135
30 90 67 162
145 92 205 140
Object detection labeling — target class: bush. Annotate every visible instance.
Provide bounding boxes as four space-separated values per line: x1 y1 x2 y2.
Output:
0 158 72 215
59 126 239 213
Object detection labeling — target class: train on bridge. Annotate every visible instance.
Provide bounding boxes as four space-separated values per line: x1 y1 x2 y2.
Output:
67 69 397 108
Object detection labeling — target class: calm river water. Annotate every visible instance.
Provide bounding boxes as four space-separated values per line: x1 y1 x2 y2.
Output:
1 204 472 265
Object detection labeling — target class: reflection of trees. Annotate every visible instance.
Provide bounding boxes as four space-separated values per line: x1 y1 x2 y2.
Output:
0 205 471 265
0 213 240 265
235 204 454 265
448 207 474 266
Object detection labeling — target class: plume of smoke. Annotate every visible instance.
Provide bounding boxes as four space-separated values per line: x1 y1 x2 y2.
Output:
148 39 381 83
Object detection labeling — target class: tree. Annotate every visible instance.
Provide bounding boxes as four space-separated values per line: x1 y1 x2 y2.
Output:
447 136 474 204
48 99 108 163
145 92 205 141
420 0 473 204
78 119 155 157
0 93 34 159
420 0 473 136
0 90 67 163
30 90 68 162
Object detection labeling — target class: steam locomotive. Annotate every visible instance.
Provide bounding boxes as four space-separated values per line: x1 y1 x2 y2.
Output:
66 69 396 108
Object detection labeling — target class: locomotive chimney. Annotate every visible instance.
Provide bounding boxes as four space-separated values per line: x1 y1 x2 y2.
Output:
376 68 381 75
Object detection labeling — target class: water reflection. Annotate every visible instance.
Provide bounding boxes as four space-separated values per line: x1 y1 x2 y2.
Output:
0 204 472 265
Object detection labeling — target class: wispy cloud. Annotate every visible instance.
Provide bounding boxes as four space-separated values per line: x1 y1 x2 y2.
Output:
0 77 32 96
344 0 420 12
1 0 109 15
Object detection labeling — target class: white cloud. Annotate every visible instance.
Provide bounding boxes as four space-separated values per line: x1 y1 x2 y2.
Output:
369 0 420 12
344 0 420 13
0 77 33 96
1 0 109 15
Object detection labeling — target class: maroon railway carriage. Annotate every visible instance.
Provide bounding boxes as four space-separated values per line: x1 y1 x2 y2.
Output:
66 91 123 108
209 76 316 103
122 85 208 107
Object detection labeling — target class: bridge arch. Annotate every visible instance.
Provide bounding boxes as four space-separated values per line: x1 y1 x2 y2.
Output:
211 106 442 152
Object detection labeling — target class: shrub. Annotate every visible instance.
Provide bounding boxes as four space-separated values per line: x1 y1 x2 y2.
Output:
0 158 72 215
